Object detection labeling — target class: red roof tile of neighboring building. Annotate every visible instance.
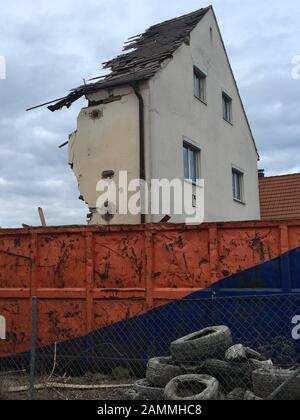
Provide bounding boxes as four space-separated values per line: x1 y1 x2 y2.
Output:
259 173 300 220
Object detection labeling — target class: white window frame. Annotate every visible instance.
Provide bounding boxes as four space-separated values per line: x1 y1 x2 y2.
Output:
232 167 245 203
222 92 233 124
183 141 200 184
194 67 207 104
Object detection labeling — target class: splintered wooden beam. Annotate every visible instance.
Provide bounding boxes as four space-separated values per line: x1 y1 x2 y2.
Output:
38 207 47 227
59 141 69 149
160 215 171 223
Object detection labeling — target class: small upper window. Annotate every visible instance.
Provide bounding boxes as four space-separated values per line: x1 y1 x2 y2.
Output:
194 67 206 103
183 143 200 183
232 169 244 202
222 92 232 123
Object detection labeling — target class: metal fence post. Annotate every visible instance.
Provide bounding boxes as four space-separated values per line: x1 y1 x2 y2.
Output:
29 296 37 400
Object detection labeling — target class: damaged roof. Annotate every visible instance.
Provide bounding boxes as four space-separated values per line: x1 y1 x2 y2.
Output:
259 173 300 220
32 6 212 112
99 6 211 87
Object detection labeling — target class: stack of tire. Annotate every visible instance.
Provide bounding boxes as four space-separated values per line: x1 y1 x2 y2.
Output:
128 325 300 400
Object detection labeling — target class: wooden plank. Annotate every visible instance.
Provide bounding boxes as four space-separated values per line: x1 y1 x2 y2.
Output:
38 208 47 227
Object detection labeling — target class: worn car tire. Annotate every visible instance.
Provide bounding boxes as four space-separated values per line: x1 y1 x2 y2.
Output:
164 374 219 401
180 362 205 375
170 326 232 362
253 368 300 400
244 390 263 401
146 357 184 387
226 388 246 400
134 379 164 400
249 358 273 370
225 344 267 363
225 344 247 362
244 347 266 361
203 359 252 390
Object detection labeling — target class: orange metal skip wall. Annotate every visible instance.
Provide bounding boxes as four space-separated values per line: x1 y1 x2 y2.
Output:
0 220 300 357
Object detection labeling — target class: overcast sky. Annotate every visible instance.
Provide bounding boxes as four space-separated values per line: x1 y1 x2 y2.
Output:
0 0 299 227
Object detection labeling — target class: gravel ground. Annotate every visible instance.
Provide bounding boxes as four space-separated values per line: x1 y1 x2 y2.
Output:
1 371 134 400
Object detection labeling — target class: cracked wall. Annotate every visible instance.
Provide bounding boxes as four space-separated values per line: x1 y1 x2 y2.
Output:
68 85 146 225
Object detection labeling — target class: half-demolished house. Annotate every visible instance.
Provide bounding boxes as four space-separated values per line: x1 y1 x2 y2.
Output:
39 6 260 225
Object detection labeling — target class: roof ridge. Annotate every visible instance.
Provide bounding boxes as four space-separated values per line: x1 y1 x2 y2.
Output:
260 172 300 180
147 6 212 30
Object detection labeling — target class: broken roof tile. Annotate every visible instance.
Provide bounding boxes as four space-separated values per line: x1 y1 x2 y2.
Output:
46 6 211 111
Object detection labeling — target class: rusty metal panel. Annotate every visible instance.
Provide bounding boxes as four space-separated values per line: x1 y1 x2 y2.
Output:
0 220 300 358
289 224 300 249
93 300 148 330
37 233 86 289
0 299 31 356
152 229 210 289
37 300 87 347
93 232 144 289
0 234 31 288
217 226 281 278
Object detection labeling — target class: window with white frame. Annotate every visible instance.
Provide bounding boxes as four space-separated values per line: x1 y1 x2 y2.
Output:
183 142 200 183
222 92 232 123
232 168 244 202
194 67 206 103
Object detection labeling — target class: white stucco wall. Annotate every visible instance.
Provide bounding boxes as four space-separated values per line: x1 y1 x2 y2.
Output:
148 8 261 223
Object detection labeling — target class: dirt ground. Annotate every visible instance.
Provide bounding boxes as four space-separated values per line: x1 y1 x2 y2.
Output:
1 371 134 400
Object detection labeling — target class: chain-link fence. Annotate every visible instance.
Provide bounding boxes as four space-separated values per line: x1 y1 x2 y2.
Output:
1 293 300 400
